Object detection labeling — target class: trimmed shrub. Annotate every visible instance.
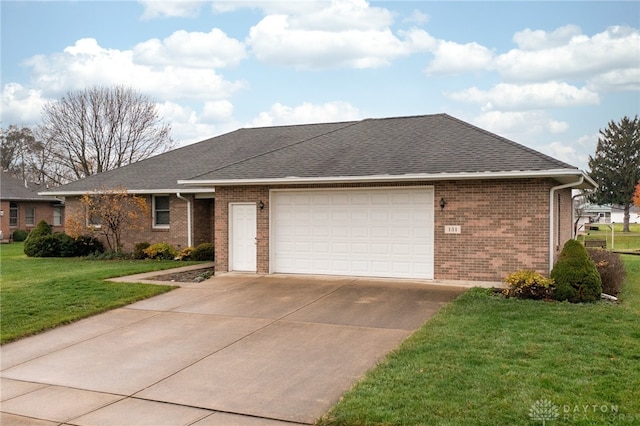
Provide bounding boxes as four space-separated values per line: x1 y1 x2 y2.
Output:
133 242 151 260
551 239 602 303
74 235 105 257
503 270 555 300
24 220 53 257
12 229 28 242
192 243 215 261
587 248 626 296
176 247 194 261
144 242 177 260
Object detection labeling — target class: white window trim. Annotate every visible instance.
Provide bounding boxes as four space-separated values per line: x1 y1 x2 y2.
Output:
25 207 36 226
153 194 170 229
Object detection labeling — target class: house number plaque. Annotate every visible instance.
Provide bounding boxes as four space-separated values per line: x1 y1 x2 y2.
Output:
444 225 461 234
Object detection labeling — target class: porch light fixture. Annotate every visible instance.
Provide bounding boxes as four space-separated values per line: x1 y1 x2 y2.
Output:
258 200 265 210
439 198 447 210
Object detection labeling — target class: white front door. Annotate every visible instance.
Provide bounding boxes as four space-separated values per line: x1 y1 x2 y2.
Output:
230 203 257 272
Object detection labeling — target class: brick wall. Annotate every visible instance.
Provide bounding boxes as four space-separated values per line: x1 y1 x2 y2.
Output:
65 194 194 252
214 186 269 273
213 179 567 282
1 200 64 238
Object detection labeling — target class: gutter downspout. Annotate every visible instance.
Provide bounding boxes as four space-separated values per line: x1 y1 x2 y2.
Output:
549 176 584 274
176 193 192 248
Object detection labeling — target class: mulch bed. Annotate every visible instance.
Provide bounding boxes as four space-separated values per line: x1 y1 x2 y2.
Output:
150 268 215 282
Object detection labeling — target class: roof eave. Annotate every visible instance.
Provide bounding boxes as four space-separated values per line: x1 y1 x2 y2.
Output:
179 169 597 188
39 188 216 197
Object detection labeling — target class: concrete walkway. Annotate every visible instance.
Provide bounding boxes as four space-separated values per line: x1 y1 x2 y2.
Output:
1 273 465 425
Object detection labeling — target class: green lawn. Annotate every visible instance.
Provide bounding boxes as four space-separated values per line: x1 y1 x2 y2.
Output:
319 255 640 426
0 242 200 344
578 223 640 252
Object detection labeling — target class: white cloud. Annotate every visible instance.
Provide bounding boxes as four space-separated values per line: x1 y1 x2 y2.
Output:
424 40 494 75
587 68 640 92
23 38 246 101
473 110 569 139
448 82 600 110
138 0 205 19
0 83 48 124
249 101 361 127
201 100 234 122
247 15 431 69
404 9 429 25
495 26 640 83
133 29 246 68
512 25 582 50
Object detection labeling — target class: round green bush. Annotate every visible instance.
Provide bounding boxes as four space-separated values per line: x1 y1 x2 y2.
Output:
192 243 214 261
144 242 178 260
74 235 105 257
133 242 151 259
12 229 28 242
24 220 53 257
551 239 602 303
24 233 76 257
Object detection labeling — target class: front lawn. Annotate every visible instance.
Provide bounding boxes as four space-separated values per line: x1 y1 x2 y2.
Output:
319 255 640 425
0 242 201 344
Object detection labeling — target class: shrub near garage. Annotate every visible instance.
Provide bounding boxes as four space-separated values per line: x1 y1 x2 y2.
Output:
503 270 554 300
192 243 214 261
551 239 602 303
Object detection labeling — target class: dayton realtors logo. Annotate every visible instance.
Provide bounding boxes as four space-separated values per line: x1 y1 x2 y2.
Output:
529 399 560 425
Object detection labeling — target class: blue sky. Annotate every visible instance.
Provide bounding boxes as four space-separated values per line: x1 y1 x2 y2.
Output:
2 1 639 171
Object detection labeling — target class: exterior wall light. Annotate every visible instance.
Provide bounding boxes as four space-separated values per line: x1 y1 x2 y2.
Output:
258 201 265 210
439 198 447 210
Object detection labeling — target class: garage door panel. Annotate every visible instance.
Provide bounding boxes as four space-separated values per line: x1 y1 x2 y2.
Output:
272 188 434 279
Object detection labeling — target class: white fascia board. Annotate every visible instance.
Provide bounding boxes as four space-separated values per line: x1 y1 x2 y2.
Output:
178 169 596 188
39 188 216 197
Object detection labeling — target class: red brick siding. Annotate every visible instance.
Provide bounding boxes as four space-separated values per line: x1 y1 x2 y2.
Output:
65 194 194 252
214 186 269 273
1 200 64 237
213 179 563 282
193 198 214 246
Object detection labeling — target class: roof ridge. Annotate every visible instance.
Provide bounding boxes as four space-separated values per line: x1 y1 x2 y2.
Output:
186 120 362 180
441 114 578 170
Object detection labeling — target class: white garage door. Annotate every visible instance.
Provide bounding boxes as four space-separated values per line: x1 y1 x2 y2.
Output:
271 187 434 279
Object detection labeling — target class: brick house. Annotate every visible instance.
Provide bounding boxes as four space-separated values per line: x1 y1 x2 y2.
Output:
1 173 65 241
42 114 595 285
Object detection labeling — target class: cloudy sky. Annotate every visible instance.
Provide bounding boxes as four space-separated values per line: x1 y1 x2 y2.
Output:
2 1 638 171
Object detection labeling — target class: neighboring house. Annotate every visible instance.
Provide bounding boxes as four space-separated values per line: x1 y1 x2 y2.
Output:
578 204 640 229
42 114 596 285
1 173 65 241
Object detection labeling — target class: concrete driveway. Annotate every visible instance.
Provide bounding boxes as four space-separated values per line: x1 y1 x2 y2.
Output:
1 273 465 425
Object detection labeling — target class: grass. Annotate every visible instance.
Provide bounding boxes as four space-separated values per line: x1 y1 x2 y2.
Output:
319 255 640 426
0 242 202 344
577 223 640 252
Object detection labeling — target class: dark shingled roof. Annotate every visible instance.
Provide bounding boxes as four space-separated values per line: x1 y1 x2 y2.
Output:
1 174 60 202
43 113 579 194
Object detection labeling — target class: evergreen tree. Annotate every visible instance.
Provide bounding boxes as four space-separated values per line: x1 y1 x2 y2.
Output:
588 116 640 232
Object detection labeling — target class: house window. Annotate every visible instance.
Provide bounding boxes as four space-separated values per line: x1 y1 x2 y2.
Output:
9 202 18 227
53 207 63 226
86 205 102 228
153 195 170 228
25 207 35 226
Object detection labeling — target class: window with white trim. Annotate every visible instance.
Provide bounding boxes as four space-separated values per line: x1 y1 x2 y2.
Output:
53 207 63 226
153 195 170 228
25 207 35 226
9 202 18 227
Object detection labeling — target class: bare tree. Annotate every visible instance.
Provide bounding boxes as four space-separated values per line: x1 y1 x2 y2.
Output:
1 125 36 182
40 85 174 182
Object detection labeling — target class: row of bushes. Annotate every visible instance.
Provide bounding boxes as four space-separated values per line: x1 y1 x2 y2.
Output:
503 239 626 303
23 221 104 258
23 220 215 261
131 242 214 261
